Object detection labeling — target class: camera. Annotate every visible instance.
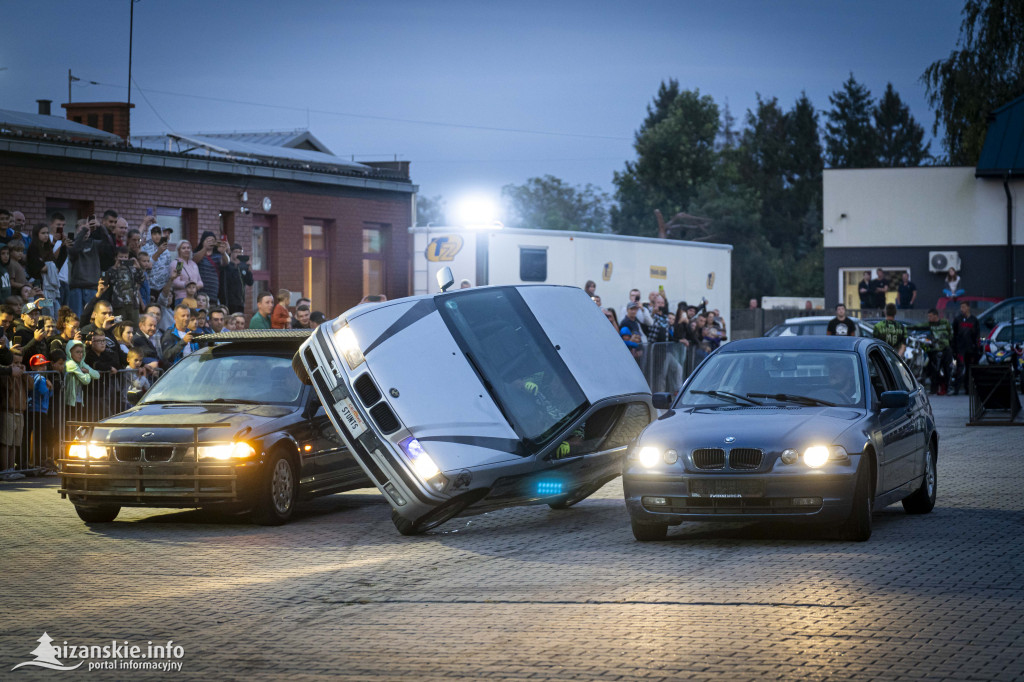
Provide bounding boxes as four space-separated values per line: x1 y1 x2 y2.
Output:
237 254 250 263
239 206 251 215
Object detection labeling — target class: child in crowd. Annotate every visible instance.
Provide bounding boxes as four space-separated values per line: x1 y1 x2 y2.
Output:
271 289 291 329
125 348 153 400
26 353 52 470
65 339 100 428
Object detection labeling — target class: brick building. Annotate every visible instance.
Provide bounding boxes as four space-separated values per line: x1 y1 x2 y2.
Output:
0 101 416 317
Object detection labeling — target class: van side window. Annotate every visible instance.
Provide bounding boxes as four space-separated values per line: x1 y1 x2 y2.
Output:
519 247 547 282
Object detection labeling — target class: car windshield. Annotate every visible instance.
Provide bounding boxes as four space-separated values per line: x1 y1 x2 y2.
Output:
679 350 864 407
141 349 304 406
437 288 588 446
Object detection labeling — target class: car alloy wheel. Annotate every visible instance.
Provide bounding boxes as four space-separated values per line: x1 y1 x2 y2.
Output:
902 444 937 515
253 450 297 526
271 458 295 515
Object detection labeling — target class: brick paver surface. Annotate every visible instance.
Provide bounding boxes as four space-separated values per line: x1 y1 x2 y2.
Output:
2 396 1022 680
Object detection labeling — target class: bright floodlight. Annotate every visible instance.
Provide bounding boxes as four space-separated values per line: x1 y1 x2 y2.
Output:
452 194 501 227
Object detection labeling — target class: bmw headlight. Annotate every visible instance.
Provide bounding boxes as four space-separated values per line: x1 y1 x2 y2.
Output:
67 442 108 460
196 442 256 460
334 324 365 370
638 446 661 468
399 437 449 492
803 445 848 468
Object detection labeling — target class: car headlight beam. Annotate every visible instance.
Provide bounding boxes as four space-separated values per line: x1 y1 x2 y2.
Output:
399 437 441 480
334 324 365 370
197 442 256 460
638 446 661 468
67 442 108 460
803 446 830 468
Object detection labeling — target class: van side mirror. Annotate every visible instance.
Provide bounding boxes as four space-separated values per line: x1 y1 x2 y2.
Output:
652 392 673 410
437 266 455 293
879 391 910 409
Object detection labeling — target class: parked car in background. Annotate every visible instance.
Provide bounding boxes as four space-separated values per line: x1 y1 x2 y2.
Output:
978 297 1024 332
936 296 1001 318
295 279 655 535
623 336 937 542
60 331 370 525
982 320 1024 357
764 316 871 338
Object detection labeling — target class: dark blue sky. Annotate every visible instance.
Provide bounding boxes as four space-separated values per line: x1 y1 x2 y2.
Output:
2 0 965 215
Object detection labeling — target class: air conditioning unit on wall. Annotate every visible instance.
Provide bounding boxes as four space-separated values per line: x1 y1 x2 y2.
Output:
929 251 961 273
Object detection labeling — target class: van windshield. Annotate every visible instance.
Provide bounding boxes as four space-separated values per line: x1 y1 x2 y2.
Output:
437 288 588 448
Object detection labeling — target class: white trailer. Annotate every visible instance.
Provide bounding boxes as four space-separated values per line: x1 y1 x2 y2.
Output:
410 225 732 322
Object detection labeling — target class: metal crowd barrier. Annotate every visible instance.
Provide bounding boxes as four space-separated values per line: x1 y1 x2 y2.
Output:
1 367 161 475
633 342 701 395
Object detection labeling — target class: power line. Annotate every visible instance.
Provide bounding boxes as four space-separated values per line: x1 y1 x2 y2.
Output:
131 75 174 132
79 77 633 141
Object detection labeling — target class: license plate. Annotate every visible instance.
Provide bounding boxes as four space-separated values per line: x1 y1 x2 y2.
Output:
337 397 368 438
690 479 764 498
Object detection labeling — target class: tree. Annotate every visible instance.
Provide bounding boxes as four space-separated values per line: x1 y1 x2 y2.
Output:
501 175 611 232
874 83 931 166
923 0 1024 165
825 74 877 168
612 81 720 236
416 195 447 226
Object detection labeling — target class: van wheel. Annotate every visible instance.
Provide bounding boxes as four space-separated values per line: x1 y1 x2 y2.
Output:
631 518 668 541
902 443 937 514
840 459 873 541
252 450 297 526
75 505 120 523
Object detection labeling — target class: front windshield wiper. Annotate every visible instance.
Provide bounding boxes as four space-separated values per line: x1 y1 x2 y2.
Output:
746 393 836 407
691 390 762 406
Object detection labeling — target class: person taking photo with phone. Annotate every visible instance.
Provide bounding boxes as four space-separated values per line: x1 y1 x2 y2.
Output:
193 231 228 305
221 243 253 315
171 240 203 306
139 220 173 302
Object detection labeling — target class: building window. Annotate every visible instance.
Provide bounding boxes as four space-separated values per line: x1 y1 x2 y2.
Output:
520 247 547 282
87 113 98 128
154 207 183 246
303 221 330 313
252 225 268 272
250 216 274 311
363 225 389 298
102 113 114 133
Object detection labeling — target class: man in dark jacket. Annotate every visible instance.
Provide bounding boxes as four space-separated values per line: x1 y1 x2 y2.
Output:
909 309 954 395
67 216 113 318
952 300 981 396
872 303 907 355
221 243 254 314
161 304 198 366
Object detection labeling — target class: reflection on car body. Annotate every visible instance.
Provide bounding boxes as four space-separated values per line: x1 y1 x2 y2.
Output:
624 336 938 541
295 284 654 535
60 331 371 525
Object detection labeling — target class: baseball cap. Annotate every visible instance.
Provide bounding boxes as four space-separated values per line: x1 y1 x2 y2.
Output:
627 301 640 310
24 301 40 314
28 353 49 367
619 326 632 336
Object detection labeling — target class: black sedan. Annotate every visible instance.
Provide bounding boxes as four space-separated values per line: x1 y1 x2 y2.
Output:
60 331 371 525
623 336 937 541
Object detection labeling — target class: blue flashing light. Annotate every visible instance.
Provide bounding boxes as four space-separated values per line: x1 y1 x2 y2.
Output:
537 481 564 496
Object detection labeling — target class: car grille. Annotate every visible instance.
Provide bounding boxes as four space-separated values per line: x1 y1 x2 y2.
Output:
729 448 763 470
692 448 726 469
369 403 400 434
112 446 174 462
353 373 382 407
645 497 822 514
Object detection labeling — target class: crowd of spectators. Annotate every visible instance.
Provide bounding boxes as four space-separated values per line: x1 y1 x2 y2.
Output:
0 206 330 478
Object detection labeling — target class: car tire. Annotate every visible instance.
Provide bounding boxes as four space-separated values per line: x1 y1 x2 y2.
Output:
631 518 668 541
548 482 599 510
252 449 297 526
840 459 873 542
75 505 120 523
902 442 937 515
391 493 476 536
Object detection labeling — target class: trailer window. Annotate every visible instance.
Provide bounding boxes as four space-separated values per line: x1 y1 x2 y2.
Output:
438 288 588 449
519 247 547 282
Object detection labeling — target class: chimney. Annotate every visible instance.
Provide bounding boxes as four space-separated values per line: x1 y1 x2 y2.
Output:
37 99 52 116
61 101 135 142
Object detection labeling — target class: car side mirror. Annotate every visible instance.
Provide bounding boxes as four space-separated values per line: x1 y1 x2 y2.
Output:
126 389 144 406
651 392 673 410
879 391 910 409
983 316 995 330
437 266 455 293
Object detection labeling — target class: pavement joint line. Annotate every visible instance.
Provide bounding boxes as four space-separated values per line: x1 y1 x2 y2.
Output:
314 598 861 608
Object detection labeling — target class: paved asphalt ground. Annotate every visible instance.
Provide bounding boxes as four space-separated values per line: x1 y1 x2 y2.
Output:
2 395 1022 680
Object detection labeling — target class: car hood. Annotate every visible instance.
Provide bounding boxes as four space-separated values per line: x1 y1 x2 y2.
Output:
86 402 294 443
642 405 863 452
